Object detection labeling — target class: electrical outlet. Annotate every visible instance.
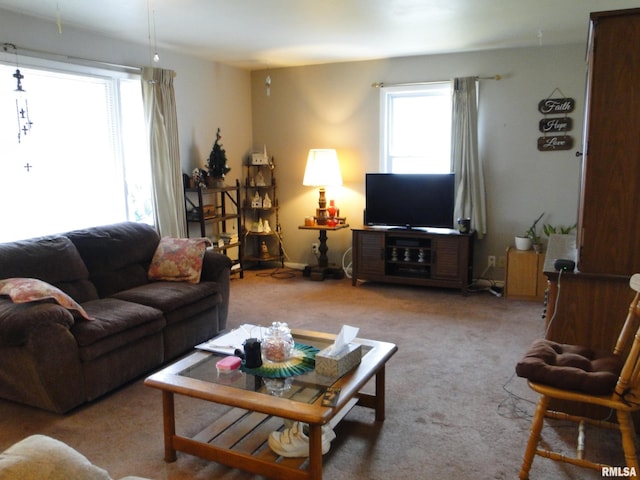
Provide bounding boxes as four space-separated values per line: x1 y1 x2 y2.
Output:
311 243 319 255
498 256 506 268
488 255 496 268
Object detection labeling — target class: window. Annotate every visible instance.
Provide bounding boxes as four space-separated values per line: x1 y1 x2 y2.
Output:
380 82 453 173
0 56 153 243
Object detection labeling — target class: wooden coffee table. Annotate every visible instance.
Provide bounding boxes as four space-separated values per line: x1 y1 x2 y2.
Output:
144 328 397 480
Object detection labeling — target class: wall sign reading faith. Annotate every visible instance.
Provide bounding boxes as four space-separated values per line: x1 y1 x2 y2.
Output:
538 97 575 114
539 117 573 132
537 135 574 151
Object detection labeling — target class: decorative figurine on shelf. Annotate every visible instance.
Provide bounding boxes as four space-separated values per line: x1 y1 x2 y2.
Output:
263 219 272 233
391 247 398 262
260 241 270 259
191 168 207 188
418 249 425 263
258 218 264 233
263 193 272 208
251 191 262 208
404 249 411 262
255 169 266 186
206 128 230 184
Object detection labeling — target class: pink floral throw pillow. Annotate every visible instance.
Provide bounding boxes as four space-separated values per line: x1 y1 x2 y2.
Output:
148 237 212 284
0 278 92 320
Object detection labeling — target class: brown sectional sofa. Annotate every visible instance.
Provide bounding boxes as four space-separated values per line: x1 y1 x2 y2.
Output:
0 222 231 413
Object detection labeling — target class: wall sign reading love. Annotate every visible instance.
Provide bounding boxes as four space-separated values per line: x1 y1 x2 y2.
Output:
537 97 575 152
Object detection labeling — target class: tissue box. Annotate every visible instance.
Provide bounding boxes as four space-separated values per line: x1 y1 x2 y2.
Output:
315 343 362 378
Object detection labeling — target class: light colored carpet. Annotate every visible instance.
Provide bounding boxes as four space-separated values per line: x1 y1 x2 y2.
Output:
0 269 626 479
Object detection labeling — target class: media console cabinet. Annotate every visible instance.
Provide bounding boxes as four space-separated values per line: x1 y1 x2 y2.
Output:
351 226 474 293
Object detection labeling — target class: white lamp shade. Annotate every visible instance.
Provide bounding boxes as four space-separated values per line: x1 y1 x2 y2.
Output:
302 149 343 187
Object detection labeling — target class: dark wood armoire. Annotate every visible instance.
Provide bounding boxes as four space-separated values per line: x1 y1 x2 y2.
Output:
577 8 640 276
546 8 640 347
544 9 640 424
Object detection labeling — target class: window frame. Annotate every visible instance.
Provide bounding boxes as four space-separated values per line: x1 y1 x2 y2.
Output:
0 52 152 242
379 81 453 174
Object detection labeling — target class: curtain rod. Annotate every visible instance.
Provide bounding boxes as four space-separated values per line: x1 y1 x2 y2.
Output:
2 42 141 74
371 75 502 88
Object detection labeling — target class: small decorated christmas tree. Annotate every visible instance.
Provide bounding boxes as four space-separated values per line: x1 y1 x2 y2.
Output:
207 128 231 178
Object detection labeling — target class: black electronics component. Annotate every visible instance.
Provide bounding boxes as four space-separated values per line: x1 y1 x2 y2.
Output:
554 258 576 271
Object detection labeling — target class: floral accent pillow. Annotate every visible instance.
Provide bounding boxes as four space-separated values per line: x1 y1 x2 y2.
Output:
148 237 212 284
0 278 92 320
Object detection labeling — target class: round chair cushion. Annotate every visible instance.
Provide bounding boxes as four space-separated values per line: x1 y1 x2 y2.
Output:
515 339 623 395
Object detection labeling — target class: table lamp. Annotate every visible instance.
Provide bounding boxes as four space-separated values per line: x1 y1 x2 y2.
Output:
302 149 343 225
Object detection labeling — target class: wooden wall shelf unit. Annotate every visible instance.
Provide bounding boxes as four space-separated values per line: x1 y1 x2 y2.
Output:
184 179 243 278
351 226 474 294
504 248 546 301
241 159 284 268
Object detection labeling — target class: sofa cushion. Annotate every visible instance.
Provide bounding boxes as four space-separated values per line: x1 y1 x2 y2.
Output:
0 278 91 320
515 339 623 395
0 236 98 303
66 222 160 297
71 298 164 362
112 281 220 322
0 434 110 480
148 237 212 283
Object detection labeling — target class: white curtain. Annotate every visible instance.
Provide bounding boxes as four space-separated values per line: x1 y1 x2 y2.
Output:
451 77 486 239
141 67 186 238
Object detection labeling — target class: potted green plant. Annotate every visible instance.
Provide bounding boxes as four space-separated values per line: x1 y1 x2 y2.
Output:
515 212 545 251
542 223 577 236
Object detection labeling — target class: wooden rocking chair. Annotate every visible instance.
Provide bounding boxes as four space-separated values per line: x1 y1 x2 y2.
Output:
517 273 640 479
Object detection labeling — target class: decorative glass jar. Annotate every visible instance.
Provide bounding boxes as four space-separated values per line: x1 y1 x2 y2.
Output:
327 199 338 218
262 322 295 363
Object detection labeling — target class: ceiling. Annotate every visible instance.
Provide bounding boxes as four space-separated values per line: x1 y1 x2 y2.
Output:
1 0 640 70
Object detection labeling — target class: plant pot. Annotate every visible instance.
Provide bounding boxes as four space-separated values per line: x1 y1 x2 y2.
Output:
206 176 226 188
532 243 543 253
515 236 532 251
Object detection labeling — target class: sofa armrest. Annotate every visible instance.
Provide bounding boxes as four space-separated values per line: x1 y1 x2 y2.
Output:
0 298 75 347
200 251 232 330
0 298 85 412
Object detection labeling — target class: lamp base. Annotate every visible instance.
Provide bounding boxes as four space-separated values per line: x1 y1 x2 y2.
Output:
303 264 345 281
315 186 328 225
315 208 329 225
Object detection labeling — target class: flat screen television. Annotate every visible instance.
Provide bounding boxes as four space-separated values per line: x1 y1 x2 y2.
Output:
365 173 456 229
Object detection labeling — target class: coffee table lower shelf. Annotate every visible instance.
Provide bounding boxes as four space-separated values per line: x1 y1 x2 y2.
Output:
165 396 360 480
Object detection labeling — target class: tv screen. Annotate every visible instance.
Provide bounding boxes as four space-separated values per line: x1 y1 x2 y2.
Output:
365 173 456 229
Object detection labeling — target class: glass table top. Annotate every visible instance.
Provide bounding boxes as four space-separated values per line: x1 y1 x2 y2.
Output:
178 336 371 403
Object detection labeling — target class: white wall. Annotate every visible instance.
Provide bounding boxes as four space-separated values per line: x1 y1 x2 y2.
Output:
0 9 252 192
251 44 586 281
1 8 587 282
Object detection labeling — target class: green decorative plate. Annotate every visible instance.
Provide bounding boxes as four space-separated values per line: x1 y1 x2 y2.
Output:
241 343 319 378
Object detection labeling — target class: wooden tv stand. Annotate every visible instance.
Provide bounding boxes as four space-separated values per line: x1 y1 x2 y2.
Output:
351 226 474 294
